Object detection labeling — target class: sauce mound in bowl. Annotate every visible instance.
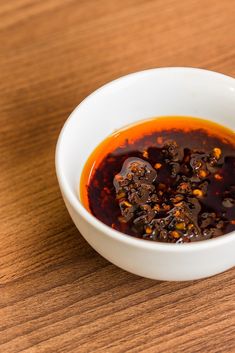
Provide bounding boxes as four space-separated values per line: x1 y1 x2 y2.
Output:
80 117 235 243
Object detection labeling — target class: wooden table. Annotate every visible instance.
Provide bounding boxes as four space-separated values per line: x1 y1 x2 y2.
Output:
1 1 235 352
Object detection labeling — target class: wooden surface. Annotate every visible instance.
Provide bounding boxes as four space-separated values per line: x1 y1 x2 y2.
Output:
1 1 235 352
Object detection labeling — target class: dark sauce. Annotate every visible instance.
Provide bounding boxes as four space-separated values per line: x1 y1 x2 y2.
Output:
80 117 235 243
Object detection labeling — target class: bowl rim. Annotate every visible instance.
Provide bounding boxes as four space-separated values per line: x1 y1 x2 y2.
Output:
55 66 235 252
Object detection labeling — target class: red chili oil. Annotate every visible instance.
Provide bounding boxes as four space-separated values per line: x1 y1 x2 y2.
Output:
80 117 235 243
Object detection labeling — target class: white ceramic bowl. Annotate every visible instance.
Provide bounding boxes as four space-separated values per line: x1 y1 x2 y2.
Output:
56 67 235 281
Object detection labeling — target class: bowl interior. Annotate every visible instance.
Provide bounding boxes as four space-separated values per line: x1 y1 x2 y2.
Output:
57 68 235 200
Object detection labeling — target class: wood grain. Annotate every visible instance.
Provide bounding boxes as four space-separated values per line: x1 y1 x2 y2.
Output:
0 0 235 352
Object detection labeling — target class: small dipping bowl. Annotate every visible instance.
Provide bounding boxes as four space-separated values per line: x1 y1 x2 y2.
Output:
56 67 235 281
